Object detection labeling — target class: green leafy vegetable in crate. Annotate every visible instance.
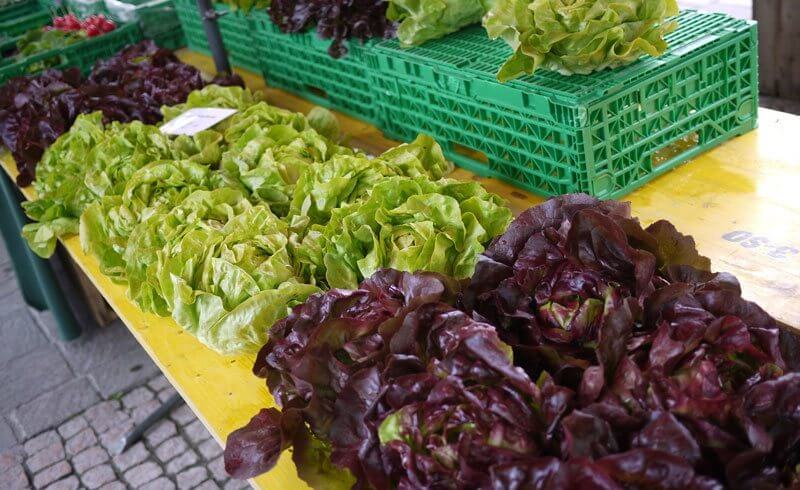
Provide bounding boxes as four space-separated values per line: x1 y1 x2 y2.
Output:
483 0 679 81
387 0 489 46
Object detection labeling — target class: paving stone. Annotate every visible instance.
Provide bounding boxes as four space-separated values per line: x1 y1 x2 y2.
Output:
23 430 59 456
177 466 208 489
183 420 211 444
165 449 198 475
88 349 159 399
44 475 80 490
208 456 226 482
0 449 23 472
147 375 171 392
0 306 46 365
0 418 18 452
144 420 176 447
197 439 222 460
123 461 162 487
223 480 250 490
81 463 116 489
122 387 154 411
112 441 148 472
139 476 176 490
26 440 65 473
58 321 143 374
0 346 73 412
98 421 134 455
195 480 221 490
169 404 195 426
0 452 29 489
72 446 109 473
158 387 178 402
84 401 129 434
33 460 71 488
131 399 162 425
13 378 100 438
98 482 126 490
155 436 188 464
58 417 88 440
65 428 97 456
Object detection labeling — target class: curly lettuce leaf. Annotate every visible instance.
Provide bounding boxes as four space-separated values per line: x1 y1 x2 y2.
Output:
287 134 453 230
124 188 254 316
483 0 679 81
161 85 265 123
297 176 512 289
388 0 489 46
21 114 179 257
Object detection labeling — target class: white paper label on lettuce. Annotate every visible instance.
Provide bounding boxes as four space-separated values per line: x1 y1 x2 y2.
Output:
160 108 238 136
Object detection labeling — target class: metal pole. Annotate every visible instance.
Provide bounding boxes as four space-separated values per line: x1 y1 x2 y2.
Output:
196 0 232 75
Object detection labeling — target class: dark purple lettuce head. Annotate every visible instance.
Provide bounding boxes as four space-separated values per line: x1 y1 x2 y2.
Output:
226 270 461 481
330 303 544 490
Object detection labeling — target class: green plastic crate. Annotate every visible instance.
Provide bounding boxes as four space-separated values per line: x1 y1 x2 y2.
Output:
250 11 381 126
151 26 186 50
173 0 258 72
0 9 53 39
0 22 141 84
0 0 35 22
369 11 758 199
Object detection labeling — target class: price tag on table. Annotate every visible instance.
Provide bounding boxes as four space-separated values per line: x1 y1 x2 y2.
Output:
159 108 238 136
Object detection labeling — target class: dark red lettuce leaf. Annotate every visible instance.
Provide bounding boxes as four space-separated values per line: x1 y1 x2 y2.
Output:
0 40 244 186
268 0 396 58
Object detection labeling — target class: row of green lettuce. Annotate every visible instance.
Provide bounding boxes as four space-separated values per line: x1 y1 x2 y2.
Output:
21 85 512 355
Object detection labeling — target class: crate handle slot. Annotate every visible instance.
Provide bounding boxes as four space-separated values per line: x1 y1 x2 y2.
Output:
651 131 699 169
307 86 328 99
451 143 489 165
471 79 553 120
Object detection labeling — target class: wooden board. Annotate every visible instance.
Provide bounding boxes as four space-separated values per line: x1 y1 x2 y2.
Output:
1 50 798 490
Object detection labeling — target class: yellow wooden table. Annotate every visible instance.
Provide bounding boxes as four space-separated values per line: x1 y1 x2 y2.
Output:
2 51 799 489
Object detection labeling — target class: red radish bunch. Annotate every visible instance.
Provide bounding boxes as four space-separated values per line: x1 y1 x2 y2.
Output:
51 14 116 37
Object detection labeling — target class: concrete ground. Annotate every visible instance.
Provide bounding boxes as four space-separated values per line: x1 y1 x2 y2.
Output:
0 243 245 488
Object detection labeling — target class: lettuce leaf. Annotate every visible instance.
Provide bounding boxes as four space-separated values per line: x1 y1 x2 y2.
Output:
388 0 489 46
161 85 265 123
483 0 679 81
296 176 512 289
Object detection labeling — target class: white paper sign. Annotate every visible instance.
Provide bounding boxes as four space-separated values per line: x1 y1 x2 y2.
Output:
160 108 238 136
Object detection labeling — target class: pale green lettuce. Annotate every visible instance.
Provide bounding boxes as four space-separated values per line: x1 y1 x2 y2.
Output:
287 134 453 230
22 114 182 257
161 85 265 123
124 187 254 316
296 176 512 289
80 158 240 281
306 106 341 142
388 0 489 46
483 0 679 81
156 205 318 354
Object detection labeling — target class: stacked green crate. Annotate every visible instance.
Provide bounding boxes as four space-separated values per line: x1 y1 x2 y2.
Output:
0 0 58 40
0 22 142 83
368 11 758 198
249 11 381 126
172 0 258 71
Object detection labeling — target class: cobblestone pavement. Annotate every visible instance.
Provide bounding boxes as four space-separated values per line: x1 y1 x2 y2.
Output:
1 374 248 489
0 236 246 488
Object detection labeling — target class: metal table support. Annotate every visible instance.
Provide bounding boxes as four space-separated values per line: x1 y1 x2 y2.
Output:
196 0 232 75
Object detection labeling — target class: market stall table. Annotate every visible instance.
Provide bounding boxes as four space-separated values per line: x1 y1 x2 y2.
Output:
1 51 798 489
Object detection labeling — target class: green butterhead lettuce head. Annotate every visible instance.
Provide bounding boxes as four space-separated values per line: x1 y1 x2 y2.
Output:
483 0 679 81
80 158 238 281
388 0 489 46
296 176 512 289
287 134 453 230
22 114 179 258
156 205 319 355
161 85 265 123
124 187 254 316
